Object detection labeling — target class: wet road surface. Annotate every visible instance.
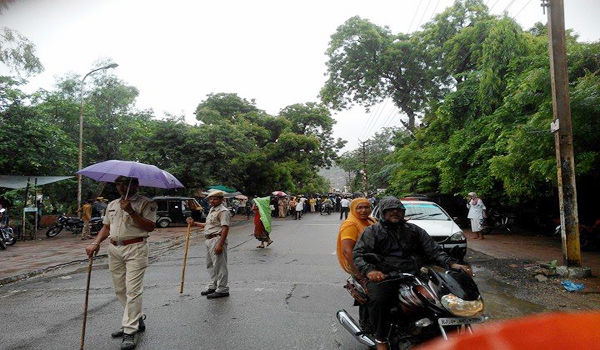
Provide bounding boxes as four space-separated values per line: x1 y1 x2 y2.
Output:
0 213 567 350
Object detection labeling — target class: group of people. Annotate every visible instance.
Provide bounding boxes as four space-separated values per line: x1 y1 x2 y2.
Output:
82 175 481 350
335 196 472 350
84 182 279 350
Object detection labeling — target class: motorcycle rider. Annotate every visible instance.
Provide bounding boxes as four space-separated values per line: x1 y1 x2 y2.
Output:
353 196 472 350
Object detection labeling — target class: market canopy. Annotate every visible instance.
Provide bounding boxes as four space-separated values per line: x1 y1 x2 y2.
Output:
0 175 74 189
207 184 237 193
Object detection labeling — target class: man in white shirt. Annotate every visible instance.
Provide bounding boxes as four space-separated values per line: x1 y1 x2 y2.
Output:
340 197 350 220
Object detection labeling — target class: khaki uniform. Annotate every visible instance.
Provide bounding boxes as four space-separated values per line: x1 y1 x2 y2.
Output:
79 203 93 239
203 204 231 293
103 194 157 334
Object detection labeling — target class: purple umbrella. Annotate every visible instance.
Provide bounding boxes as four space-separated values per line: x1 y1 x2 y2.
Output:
76 160 184 189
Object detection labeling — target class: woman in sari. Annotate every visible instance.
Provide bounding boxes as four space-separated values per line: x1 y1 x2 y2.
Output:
252 197 274 248
336 198 377 279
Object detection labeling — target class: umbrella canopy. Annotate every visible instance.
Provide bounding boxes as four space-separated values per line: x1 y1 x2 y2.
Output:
207 184 237 193
76 160 184 189
235 194 248 200
272 191 287 197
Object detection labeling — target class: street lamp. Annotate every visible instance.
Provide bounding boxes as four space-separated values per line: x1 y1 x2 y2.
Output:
77 63 119 211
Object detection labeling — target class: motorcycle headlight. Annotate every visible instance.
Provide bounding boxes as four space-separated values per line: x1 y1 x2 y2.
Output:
441 294 484 317
450 232 466 241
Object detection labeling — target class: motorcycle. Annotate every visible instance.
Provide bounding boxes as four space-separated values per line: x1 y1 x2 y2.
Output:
482 209 514 234
45 215 103 237
0 226 16 249
554 218 600 251
337 254 486 349
320 203 332 215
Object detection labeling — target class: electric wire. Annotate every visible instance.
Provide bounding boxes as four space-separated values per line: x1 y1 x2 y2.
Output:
407 0 424 33
361 99 389 140
416 0 433 31
512 0 534 19
429 0 442 21
489 0 502 11
358 100 385 140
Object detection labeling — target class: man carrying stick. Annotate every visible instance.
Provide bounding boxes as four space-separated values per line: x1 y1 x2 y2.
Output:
186 189 231 299
85 176 157 350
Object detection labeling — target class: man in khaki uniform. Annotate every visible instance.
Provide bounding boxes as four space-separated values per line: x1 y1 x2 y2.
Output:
86 176 157 350
77 199 94 240
187 189 231 299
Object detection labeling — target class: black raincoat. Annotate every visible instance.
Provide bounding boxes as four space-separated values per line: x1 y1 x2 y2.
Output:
353 197 458 276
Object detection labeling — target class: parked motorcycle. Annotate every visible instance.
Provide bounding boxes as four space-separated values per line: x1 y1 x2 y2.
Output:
0 208 15 249
45 215 103 237
554 218 600 251
337 254 486 349
482 209 515 234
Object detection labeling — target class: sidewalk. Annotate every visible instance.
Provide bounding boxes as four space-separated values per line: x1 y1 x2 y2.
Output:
465 230 600 276
0 215 251 286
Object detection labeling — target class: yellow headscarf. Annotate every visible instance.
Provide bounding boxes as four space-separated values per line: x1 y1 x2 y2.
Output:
339 198 377 235
337 198 377 274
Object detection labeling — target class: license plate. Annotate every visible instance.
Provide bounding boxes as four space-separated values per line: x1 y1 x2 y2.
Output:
438 316 486 326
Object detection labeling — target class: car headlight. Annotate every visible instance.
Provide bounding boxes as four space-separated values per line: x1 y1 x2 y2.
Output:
450 232 465 241
441 294 484 317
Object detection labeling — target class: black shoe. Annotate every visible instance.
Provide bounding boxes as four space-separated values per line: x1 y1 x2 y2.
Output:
111 315 146 338
121 333 137 350
206 291 230 299
200 289 216 296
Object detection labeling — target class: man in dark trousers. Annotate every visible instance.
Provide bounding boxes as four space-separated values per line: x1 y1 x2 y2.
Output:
353 196 471 350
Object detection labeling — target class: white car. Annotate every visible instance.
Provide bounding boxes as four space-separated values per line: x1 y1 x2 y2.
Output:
372 200 467 261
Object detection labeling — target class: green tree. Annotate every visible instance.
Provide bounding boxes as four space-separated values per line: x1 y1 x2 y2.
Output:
0 27 43 75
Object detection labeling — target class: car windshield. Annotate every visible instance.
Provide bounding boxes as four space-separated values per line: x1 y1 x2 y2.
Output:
405 204 449 221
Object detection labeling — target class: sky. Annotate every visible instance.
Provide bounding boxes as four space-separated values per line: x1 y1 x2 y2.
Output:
1 0 599 153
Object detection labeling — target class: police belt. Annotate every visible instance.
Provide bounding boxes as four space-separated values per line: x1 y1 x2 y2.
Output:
110 237 146 246
205 233 221 239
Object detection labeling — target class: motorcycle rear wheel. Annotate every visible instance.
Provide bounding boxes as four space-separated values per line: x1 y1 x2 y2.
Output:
46 226 63 237
3 229 15 245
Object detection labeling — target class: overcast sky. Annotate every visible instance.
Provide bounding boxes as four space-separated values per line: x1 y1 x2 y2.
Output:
1 0 598 153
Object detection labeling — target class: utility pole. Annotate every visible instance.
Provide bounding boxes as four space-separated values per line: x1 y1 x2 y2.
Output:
543 0 581 267
359 140 369 196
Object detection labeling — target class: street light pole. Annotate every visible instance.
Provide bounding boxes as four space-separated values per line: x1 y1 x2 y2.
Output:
77 63 118 212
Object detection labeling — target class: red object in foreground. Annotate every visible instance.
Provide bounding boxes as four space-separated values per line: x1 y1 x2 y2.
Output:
416 312 600 350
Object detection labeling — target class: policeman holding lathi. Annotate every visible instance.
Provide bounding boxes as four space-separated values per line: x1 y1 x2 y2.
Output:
86 176 157 350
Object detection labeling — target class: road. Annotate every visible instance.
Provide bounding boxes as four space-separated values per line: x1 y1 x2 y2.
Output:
1 212 366 350
3 212 592 350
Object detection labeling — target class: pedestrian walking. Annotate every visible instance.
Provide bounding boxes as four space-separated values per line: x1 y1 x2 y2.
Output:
278 196 286 218
186 189 231 299
309 197 317 213
295 197 304 220
77 199 94 240
252 196 273 248
85 176 157 350
340 196 350 220
467 192 487 240
290 197 297 219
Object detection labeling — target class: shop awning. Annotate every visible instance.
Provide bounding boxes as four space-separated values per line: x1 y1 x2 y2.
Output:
0 175 74 189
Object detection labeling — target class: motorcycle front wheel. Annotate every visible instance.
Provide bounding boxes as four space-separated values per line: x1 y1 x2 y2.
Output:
46 226 63 237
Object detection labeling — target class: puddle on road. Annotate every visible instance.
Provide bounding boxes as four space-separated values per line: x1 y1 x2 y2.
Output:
474 266 547 321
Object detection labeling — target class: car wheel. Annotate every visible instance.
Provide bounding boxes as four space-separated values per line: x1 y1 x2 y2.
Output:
157 219 170 228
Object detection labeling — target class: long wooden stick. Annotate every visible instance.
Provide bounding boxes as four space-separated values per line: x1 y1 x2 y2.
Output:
81 256 94 350
179 221 192 294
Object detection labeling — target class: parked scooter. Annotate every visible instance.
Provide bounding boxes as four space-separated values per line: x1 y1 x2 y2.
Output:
45 215 103 237
337 254 486 349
